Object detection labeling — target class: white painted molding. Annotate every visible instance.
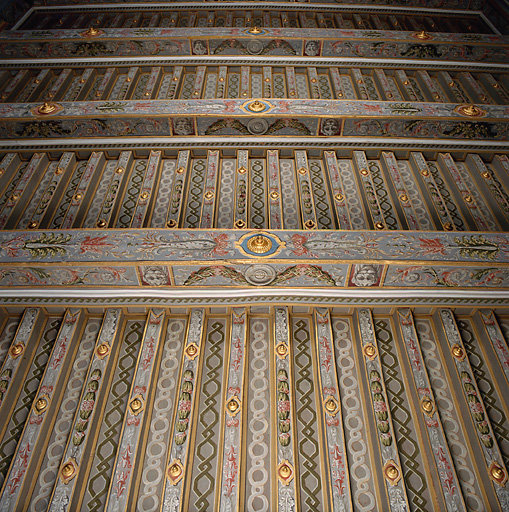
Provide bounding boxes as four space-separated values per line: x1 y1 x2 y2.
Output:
2 288 508 300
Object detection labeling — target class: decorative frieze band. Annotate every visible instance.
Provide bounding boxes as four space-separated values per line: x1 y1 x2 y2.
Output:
3 98 506 120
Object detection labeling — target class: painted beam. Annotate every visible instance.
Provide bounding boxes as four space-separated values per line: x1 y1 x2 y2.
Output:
0 100 506 142
0 33 506 63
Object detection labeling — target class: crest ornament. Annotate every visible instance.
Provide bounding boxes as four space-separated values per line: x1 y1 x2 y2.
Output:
455 104 486 117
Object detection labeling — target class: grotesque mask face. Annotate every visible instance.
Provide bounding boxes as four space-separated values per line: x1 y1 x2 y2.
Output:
321 118 339 136
305 41 319 56
193 40 207 55
142 266 168 286
173 118 193 136
351 265 380 287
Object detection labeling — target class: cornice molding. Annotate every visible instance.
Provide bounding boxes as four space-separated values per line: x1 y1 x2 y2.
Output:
24 2 482 16
0 288 507 308
0 136 506 152
0 55 507 72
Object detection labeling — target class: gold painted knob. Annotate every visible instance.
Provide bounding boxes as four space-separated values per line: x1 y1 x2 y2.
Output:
96 219 107 228
277 461 294 484
248 26 262 34
28 221 38 229
334 193 344 202
204 191 214 200
375 222 385 230
304 220 316 230
364 344 376 358
176 167 185 174
130 398 143 413
443 222 453 231
279 464 291 477
74 193 83 201
55 167 64 175
237 166 247 174
360 168 369 176
84 27 100 37
298 167 307 175
276 343 288 357
96 343 110 357
168 462 182 477
167 219 177 228
11 193 19 201
186 344 198 357
61 462 76 479
491 464 505 481
399 194 408 202
9 343 24 357
464 195 473 203
37 102 58 114
35 397 48 413
414 30 431 40
451 344 464 359
234 219 246 229
247 235 272 254
421 398 433 414
420 168 429 177
403 80 409 85
140 191 149 200
482 171 491 179
270 191 279 200
385 464 399 480
227 398 239 413
248 100 265 112
457 104 484 117
325 398 338 413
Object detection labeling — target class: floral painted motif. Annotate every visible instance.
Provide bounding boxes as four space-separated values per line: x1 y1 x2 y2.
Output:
277 369 291 447
1 230 507 264
72 369 101 446
460 371 493 448
369 370 392 446
176 370 194 446
0 369 12 406
182 264 338 287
